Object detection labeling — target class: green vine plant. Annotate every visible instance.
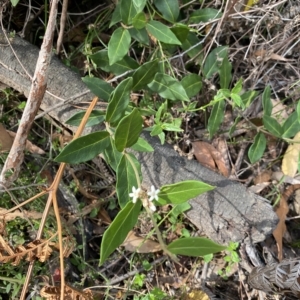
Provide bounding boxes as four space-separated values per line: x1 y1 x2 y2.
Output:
54 0 300 265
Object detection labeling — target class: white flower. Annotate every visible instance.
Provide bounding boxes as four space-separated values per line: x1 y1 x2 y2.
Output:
129 186 141 203
147 185 160 202
149 201 156 212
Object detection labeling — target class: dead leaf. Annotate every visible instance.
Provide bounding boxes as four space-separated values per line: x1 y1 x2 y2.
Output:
253 170 272 184
0 123 13 152
192 141 229 177
282 132 300 177
122 231 162 253
271 99 288 124
254 49 293 62
185 290 210 300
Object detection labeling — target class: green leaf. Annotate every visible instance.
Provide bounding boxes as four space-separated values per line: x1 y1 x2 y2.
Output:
181 32 203 64
106 77 133 125
219 55 232 89
282 112 300 138
231 78 243 95
241 90 259 107
132 59 159 91
54 131 110 163
82 76 113 102
108 28 131 65
110 3 122 27
248 132 266 164
297 101 300 122
148 73 189 101
10 0 20 6
170 23 189 43
120 0 138 25
231 93 242 108
132 12 147 29
130 137 154 152
66 110 105 127
203 46 228 79
262 86 272 117
100 201 142 265
90 50 139 75
103 137 123 171
133 0 147 13
229 116 241 137
116 153 141 207
181 74 202 98
154 0 179 23
263 115 283 138
208 99 225 139
129 28 150 45
158 180 214 205
189 8 222 23
115 109 143 152
167 237 226 257
146 21 181 45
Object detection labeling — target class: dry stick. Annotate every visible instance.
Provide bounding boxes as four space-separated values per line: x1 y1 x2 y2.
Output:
0 0 59 188
19 97 98 300
56 0 68 54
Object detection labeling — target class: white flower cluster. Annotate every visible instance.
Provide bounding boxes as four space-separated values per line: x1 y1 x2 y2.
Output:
129 185 160 212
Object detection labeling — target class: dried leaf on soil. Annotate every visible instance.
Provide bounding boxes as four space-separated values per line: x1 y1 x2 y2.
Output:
0 123 13 152
122 230 162 253
192 141 229 177
282 131 300 177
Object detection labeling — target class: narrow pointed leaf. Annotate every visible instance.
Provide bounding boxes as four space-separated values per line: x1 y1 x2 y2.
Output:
133 0 147 13
154 0 179 23
158 180 214 205
120 0 138 25
219 55 232 89
248 132 266 164
115 109 143 152
203 46 228 79
116 154 141 208
66 110 105 127
263 115 283 138
103 137 123 171
130 137 154 152
132 59 159 91
146 21 181 45
54 131 110 163
100 201 142 265
109 2 121 27
82 76 113 101
171 23 189 43
181 74 202 98
106 77 133 125
108 28 131 65
262 86 272 117
181 32 203 64
148 73 189 101
208 99 225 138
189 8 222 23
167 237 226 257
129 27 150 45
282 112 300 138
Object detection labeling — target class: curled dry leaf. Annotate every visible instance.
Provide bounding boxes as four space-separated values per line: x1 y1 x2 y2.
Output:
253 170 272 185
0 123 13 152
0 208 43 221
192 141 229 177
122 230 162 253
282 132 300 177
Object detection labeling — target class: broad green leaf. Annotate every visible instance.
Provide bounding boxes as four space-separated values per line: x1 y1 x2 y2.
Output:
282 112 300 138
241 90 259 107
82 76 113 101
154 0 179 23
66 110 105 127
167 237 226 257
110 3 121 27
132 59 159 91
203 46 228 79
116 153 141 207
130 137 154 152
229 116 241 137
103 137 123 171
54 131 110 163
129 28 150 45
132 12 147 29
171 23 189 43
133 0 147 13
171 203 191 218
181 32 203 64
120 0 138 25
151 124 163 136
100 201 142 265
263 115 283 138
219 55 232 89
115 109 143 152
108 28 131 65
161 120 183 132
208 99 225 139
248 132 266 164
90 50 139 75
189 8 222 23
262 86 272 117
231 93 242 108
106 77 133 125
297 101 300 122
231 78 243 95
11 0 20 6
158 180 214 205
146 21 181 45
148 73 189 101
181 74 202 98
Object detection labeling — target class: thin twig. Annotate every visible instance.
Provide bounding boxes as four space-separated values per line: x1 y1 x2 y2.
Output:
56 0 68 54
